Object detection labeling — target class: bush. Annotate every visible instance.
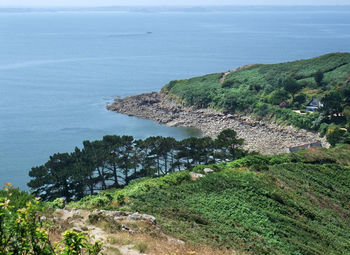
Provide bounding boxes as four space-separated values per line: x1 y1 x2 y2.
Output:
250 163 269 171
229 155 270 169
294 93 307 105
255 102 270 117
0 183 34 210
222 79 236 88
88 213 122 233
134 242 149 253
46 198 66 209
326 125 346 146
319 123 330 137
268 154 291 165
191 164 221 174
269 89 289 105
314 70 324 86
0 185 102 254
89 196 111 208
115 193 125 206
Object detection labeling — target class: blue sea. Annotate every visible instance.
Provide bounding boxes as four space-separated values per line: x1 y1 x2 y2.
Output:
1 6 350 189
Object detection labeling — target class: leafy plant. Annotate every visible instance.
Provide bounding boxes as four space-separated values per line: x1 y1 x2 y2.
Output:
0 185 102 255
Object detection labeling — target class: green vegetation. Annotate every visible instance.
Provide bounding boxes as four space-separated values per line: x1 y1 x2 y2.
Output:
162 53 350 143
134 242 149 253
4 53 350 254
28 129 246 202
69 145 350 255
0 184 101 255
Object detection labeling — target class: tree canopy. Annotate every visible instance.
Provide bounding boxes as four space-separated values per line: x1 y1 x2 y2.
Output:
28 130 246 201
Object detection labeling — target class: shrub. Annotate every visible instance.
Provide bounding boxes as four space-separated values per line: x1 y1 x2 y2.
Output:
88 213 122 233
0 183 34 210
191 164 220 174
314 70 324 86
0 185 102 254
134 242 149 253
89 196 111 208
115 193 125 206
222 79 236 88
326 125 346 146
319 123 329 137
268 154 291 165
229 155 270 168
269 89 289 105
250 163 269 171
46 198 66 209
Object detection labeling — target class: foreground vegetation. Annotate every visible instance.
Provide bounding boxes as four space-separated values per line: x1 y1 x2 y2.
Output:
68 145 350 255
2 145 350 254
162 53 350 144
0 184 102 255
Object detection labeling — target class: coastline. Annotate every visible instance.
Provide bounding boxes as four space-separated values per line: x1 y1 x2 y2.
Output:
107 92 328 155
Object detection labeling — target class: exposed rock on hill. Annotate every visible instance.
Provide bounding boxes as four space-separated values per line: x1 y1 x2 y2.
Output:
107 92 327 155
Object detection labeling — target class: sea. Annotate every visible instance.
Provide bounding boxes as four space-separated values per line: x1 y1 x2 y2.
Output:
0 6 350 190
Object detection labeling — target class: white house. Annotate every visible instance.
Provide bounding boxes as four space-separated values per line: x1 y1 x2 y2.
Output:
305 98 323 113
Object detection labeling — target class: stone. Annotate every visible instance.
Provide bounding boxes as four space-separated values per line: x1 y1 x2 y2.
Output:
106 92 329 155
167 237 185 245
72 227 83 233
127 213 143 221
121 224 134 235
190 172 204 180
203 168 214 174
142 214 157 225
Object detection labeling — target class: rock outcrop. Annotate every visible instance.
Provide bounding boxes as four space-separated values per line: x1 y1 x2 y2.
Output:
107 92 328 155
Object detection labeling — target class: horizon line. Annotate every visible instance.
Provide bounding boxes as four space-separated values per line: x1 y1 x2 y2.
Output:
1 4 350 8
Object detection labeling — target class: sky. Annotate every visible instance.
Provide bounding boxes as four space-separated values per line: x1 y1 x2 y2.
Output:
1 0 349 7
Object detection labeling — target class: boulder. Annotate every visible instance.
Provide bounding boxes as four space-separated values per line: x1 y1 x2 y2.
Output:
72 226 83 233
168 237 185 245
190 172 204 180
203 168 214 174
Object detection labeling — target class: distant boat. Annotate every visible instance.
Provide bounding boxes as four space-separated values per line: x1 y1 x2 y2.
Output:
147 32 152 34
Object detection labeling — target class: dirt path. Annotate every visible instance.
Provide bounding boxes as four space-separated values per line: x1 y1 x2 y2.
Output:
219 64 255 84
220 70 233 84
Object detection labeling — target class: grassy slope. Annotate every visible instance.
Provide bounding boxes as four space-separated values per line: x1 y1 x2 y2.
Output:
70 145 350 255
161 53 350 121
225 52 350 89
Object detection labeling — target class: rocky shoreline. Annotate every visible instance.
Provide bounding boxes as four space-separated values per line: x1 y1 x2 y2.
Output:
107 92 328 155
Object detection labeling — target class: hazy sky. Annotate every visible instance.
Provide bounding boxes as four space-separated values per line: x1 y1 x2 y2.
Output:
1 0 349 7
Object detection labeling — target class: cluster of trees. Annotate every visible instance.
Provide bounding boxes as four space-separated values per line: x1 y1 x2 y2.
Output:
321 86 350 118
321 86 350 146
28 129 245 202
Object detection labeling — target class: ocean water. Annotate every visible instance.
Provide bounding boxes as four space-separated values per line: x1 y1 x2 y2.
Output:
1 6 350 189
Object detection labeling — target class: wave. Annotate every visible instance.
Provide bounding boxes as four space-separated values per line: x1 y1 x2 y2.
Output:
59 127 103 133
107 32 152 38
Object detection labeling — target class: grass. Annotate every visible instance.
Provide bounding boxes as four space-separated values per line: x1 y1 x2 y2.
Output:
161 53 350 130
104 246 122 255
87 213 122 234
134 242 149 253
67 145 350 254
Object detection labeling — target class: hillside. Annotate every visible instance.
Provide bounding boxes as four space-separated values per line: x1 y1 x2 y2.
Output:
108 53 350 149
161 53 350 132
66 145 350 255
